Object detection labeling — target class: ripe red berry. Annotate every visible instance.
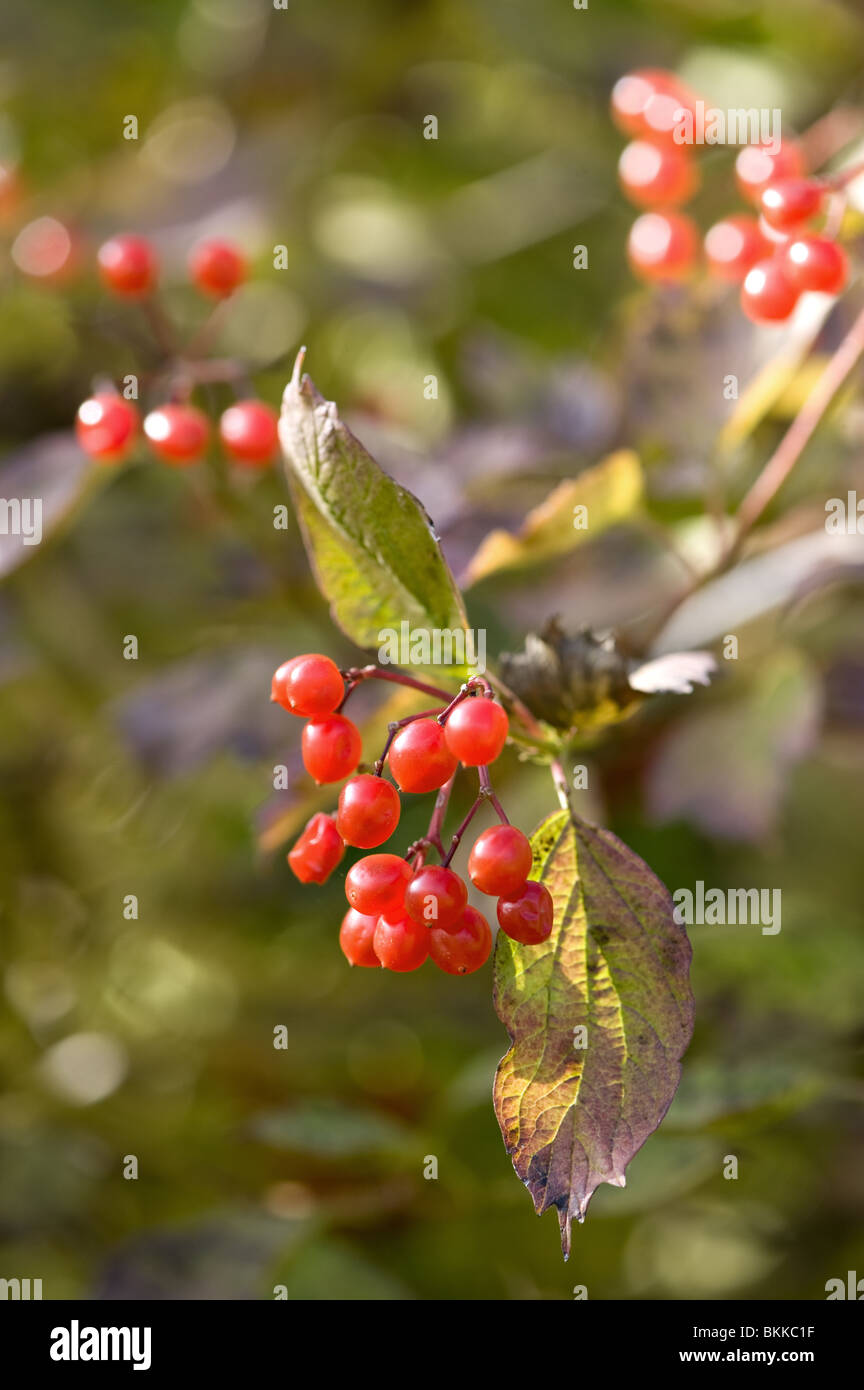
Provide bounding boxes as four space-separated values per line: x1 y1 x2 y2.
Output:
736 141 805 206
618 140 698 208
610 70 694 140
271 654 344 717
443 697 508 767
641 84 699 144
76 394 138 463
757 213 791 248
301 714 362 784
287 813 344 884
741 258 799 323
783 235 848 295
627 211 698 282
339 908 381 968
219 400 278 466
388 718 458 793
345 854 412 915
188 238 247 298
704 216 769 282
97 234 158 297
336 775 401 848
404 865 467 930
429 905 492 976
468 824 533 898
497 881 555 945
760 178 824 231
143 403 209 464
373 909 429 972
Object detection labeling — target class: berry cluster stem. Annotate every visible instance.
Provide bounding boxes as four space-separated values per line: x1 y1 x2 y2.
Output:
341 665 457 706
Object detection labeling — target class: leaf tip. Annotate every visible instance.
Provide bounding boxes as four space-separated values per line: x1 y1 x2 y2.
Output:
291 345 308 388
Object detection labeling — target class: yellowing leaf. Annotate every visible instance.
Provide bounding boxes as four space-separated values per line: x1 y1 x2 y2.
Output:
464 449 642 586
493 809 693 1256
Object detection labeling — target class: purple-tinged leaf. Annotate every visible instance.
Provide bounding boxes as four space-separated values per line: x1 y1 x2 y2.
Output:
493 808 694 1257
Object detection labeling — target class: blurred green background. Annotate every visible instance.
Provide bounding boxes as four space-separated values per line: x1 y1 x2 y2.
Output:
1 0 863 1300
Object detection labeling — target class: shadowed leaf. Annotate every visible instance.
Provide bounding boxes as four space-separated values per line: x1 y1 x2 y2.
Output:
279 352 471 678
493 808 693 1256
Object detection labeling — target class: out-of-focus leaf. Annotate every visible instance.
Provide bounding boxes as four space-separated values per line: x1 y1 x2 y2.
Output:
651 528 864 654
646 649 822 842
628 650 716 695
665 1059 825 1132
0 432 101 580
279 352 471 678
493 808 694 1256
250 1100 410 1158
114 647 286 776
464 449 642 586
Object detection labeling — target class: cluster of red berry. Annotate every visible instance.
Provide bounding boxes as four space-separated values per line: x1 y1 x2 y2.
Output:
74 234 279 468
274 654 554 976
614 69 850 323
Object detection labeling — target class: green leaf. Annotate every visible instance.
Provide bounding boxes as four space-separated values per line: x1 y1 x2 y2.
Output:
493 808 694 1256
464 449 642 586
279 351 471 679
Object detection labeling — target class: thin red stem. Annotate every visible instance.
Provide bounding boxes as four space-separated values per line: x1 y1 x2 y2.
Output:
342 665 456 704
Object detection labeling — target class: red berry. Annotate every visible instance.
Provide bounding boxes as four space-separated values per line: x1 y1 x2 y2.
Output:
610 70 695 140
760 178 824 231
188 238 247 298
339 908 381 968
14 216 77 281
757 213 791 247
497 881 555 945
76 394 138 463
219 400 278 466
736 141 805 206
302 714 362 784
388 718 458 793
97 234 157 297
468 824 532 897
443 697 508 767
704 216 769 283
143 403 209 464
783 235 848 295
429 905 492 976
287 812 344 884
345 854 412 915
404 865 467 930
741 258 799 323
641 84 700 144
373 910 429 972
271 654 344 717
271 658 299 706
336 775 401 848
618 140 698 208
627 211 697 282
